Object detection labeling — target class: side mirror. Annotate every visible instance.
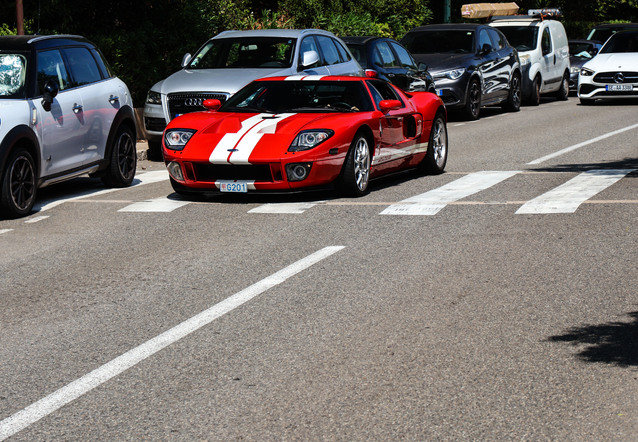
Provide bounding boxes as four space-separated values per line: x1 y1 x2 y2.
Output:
379 99 402 112
480 43 492 55
41 79 59 111
418 62 428 72
302 50 320 67
203 99 221 111
181 53 192 68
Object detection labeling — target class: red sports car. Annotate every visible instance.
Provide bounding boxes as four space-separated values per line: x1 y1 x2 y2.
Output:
162 75 447 196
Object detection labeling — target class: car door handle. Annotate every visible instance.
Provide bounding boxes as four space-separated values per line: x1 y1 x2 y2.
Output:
109 95 119 104
72 103 83 113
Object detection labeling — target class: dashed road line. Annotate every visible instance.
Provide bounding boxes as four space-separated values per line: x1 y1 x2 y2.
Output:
24 216 49 224
0 245 345 440
118 197 190 213
248 201 324 214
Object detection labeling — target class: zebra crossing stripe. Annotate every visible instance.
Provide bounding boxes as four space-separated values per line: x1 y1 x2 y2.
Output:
380 171 520 216
516 169 635 214
248 201 323 214
118 197 190 213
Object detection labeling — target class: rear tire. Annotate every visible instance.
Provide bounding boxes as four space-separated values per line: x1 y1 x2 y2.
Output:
339 132 371 197
555 72 569 101
102 125 137 187
528 76 541 106
0 147 37 218
418 111 448 174
502 72 521 112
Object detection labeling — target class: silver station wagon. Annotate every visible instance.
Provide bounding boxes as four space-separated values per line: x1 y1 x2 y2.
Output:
143 29 363 157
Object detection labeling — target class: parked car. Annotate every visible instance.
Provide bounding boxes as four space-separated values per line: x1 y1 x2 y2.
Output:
578 30 638 104
340 36 435 93
162 76 447 197
400 23 521 120
490 15 570 105
568 39 602 93
586 23 638 44
144 29 363 158
0 35 137 218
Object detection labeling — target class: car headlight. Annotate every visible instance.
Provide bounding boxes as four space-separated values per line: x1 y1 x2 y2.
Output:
570 66 581 74
434 68 466 80
519 54 531 66
580 67 595 76
164 129 196 151
288 130 333 152
146 90 161 105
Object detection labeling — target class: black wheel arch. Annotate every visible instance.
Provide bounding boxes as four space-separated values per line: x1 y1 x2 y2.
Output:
0 125 41 183
100 105 137 172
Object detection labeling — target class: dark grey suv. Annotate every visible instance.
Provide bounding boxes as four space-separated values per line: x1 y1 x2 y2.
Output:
401 23 522 120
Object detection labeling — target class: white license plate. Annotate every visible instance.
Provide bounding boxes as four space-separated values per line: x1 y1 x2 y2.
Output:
606 84 633 91
219 181 248 193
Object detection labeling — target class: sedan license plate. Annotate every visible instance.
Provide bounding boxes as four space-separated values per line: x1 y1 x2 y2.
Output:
606 84 633 91
219 181 248 193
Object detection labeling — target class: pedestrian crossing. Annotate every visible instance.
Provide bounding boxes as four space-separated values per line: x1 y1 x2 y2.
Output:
112 168 635 216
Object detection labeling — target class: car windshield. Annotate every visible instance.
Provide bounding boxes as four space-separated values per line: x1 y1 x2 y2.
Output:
402 30 475 54
495 26 539 52
0 53 27 99
219 80 374 113
187 37 296 69
600 32 638 53
569 42 597 58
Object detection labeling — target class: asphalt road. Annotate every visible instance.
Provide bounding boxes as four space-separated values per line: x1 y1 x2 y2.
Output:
1 96 637 440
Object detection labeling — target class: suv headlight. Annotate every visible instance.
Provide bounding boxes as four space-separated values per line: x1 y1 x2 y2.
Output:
580 67 595 77
146 90 161 105
289 130 333 152
434 68 466 81
164 129 196 151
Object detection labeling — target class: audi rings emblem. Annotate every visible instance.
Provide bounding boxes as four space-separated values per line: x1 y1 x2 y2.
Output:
614 72 625 84
185 98 204 107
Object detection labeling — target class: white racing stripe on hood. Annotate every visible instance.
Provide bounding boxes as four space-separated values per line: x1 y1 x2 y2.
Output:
210 113 296 165
284 75 325 81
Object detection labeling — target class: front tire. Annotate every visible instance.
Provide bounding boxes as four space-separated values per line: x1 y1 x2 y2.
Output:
464 78 481 120
339 133 371 197
418 111 448 174
502 72 521 112
1 147 37 218
102 125 137 187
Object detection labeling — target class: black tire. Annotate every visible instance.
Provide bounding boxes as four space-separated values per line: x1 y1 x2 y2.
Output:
147 140 163 161
0 147 37 218
102 125 137 187
339 132 371 197
528 76 541 106
502 72 522 112
463 78 481 120
555 72 569 101
418 111 448 175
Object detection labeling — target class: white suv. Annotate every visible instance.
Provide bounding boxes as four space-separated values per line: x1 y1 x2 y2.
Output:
490 15 570 105
0 35 137 218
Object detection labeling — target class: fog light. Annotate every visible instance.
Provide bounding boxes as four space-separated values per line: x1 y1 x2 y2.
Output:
285 163 312 182
167 162 184 181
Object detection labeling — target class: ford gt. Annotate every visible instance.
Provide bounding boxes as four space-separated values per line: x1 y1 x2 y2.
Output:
162 75 447 196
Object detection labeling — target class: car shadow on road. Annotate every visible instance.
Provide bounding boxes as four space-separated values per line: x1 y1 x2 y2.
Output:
528 157 638 174
547 311 638 367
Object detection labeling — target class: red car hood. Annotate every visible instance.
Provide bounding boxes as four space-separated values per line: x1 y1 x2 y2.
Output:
179 111 342 164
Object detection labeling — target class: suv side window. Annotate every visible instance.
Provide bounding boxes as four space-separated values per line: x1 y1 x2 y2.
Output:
316 35 341 65
488 29 507 50
478 29 493 52
36 49 71 94
63 47 103 87
541 28 552 55
389 42 416 69
299 36 322 68
374 41 396 67
333 38 351 62
91 48 112 78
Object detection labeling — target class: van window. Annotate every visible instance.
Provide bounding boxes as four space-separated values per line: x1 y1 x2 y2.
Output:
541 28 552 55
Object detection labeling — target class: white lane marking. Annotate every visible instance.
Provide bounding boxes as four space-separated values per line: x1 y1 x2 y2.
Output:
516 169 635 214
24 216 49 224
248 201 324 214
0 246 345 440
118 197 190 213
0 229 13 235
528 123 638 165
381 171 520 216
35 170 169 213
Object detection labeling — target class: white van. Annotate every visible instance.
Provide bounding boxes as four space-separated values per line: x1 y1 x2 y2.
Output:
490 16 570 105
